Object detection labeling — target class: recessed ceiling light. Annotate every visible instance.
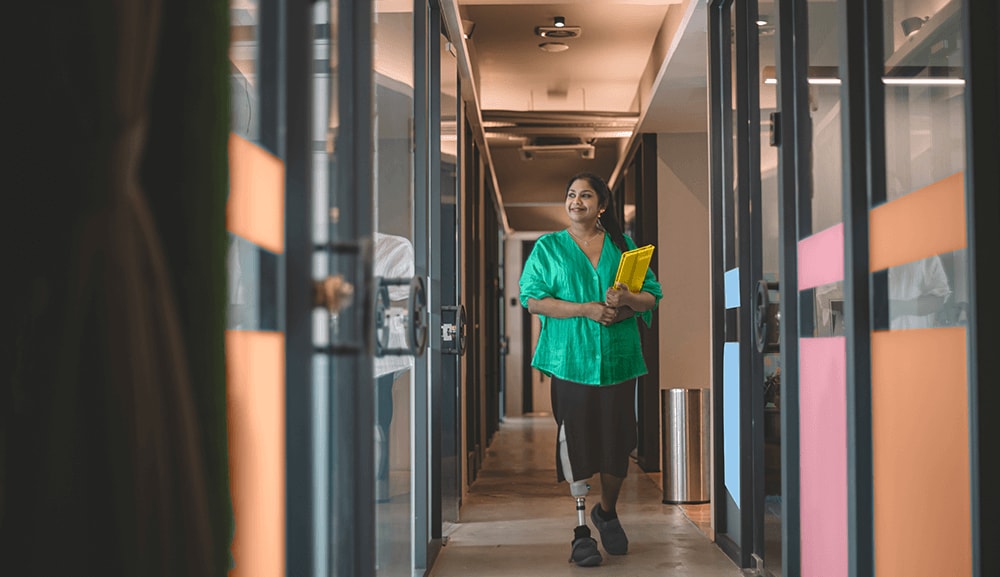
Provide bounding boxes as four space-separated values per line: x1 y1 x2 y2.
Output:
539 42 569 53
554 16 565 28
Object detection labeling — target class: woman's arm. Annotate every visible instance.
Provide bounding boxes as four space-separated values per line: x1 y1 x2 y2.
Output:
526 297 618 326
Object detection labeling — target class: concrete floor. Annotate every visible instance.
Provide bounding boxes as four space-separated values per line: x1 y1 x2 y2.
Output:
427 415 743 577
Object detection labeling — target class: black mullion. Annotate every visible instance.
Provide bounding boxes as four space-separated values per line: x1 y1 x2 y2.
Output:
746 0 767 565
427 0 445 559
963 2 1000 576
284 0 315 574
332 0 376 575
258 0 283 156
413 0 435 570
775 0 806 573
735 0 764 567
839 0 878 575
708 0 732 552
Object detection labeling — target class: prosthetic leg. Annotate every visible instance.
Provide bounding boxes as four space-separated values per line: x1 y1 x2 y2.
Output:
559 424 591 523
570 480 590 527
559 424 602 566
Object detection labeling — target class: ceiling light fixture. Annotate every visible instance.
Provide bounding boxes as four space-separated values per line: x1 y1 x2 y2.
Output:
761 65 965 86
554 16 565 28
900 16 928 37
539 42 569 53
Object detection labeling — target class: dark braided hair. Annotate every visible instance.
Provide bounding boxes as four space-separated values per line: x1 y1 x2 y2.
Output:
566 172 629 253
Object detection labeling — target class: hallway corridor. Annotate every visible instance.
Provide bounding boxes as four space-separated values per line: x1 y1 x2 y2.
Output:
428 416 741 576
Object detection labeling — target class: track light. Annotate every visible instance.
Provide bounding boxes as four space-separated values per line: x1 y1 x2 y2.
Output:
554 16 565 28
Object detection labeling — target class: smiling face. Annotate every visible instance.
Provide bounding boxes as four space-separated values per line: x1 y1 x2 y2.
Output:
565 177 606 225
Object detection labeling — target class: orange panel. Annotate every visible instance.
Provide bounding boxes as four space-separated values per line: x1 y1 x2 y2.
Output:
227 330 285 577
871 327 971 577
870 172 965 271
228 134 285 254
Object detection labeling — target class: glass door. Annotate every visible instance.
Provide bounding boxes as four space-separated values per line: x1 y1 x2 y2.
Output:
372 1 419 575
709 0 742 563
712 1 789 572
755 2 782 574
872 1 972 574
437 17 463 530
773 0 849 576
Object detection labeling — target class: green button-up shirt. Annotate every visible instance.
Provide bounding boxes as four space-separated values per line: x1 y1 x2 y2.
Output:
519 230 662 386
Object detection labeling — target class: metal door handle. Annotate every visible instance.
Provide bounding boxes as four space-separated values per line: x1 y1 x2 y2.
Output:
407 276 427 357
754 280 780 354
374 276 427 358
313 274 355 314
442 304 467 356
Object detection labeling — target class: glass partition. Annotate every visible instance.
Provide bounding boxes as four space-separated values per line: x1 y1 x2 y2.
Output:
439 25 462 528
373 2 416 574
796 1 847 576
756 4 783 573
872 2 972 575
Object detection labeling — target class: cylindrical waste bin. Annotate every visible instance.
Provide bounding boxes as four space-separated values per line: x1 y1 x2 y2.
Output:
661 388 711 504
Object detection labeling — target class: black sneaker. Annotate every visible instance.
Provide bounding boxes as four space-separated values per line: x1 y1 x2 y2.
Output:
591 504 628 555
569 536 603 567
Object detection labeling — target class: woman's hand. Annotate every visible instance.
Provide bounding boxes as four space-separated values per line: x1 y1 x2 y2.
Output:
611 306 635 324
605 282 631 308
606 282 656 312
583 301 618 326
526 297 637 326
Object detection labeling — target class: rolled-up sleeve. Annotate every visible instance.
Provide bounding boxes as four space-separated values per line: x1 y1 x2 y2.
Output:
637 267 663 327
519 243 553 307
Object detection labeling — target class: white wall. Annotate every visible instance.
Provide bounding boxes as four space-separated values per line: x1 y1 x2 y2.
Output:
503 232 548 417
503 238 525 417
656 132 712 392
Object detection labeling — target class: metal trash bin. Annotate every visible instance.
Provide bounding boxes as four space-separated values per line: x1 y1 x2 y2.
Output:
661 388 711 504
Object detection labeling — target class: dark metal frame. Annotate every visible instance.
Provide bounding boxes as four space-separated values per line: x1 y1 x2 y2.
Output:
708 0 739 564
282 0 318 574
838 1 878 576
464 130 484 481
774 0 805 573
619 133 662 474
963 2 999 576
733 0 767 568
330 0 377 575
424 0 447 566
413 0 435 570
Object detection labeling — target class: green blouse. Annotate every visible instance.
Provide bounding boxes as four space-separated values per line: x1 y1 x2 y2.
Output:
519 230 662 386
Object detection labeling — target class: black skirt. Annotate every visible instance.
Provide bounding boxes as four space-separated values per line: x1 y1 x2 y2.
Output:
551 376 637 482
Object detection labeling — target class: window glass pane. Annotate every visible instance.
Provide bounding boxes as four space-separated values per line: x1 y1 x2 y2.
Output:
373 3 415 575
230 0 260 141
798 3 848 577
805 0 845 338
874 2 972 575
757 3 782 574
721 0 742 548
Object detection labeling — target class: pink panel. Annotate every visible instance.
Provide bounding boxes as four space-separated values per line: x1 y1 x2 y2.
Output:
800 337 848 577
798 223 844 290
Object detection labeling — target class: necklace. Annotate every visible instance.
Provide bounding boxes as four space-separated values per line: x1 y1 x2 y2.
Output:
567 228 603 246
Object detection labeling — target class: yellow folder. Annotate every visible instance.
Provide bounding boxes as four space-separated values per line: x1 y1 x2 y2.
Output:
614 244 655 293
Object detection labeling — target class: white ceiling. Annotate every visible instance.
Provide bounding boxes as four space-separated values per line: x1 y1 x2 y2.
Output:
443 0 709 232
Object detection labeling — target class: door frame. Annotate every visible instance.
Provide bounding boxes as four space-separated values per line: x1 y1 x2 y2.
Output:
964 2 1000 575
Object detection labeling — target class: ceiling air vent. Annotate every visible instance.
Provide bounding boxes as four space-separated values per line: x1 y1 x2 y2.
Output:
535 26 582 39
519 137 595 160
